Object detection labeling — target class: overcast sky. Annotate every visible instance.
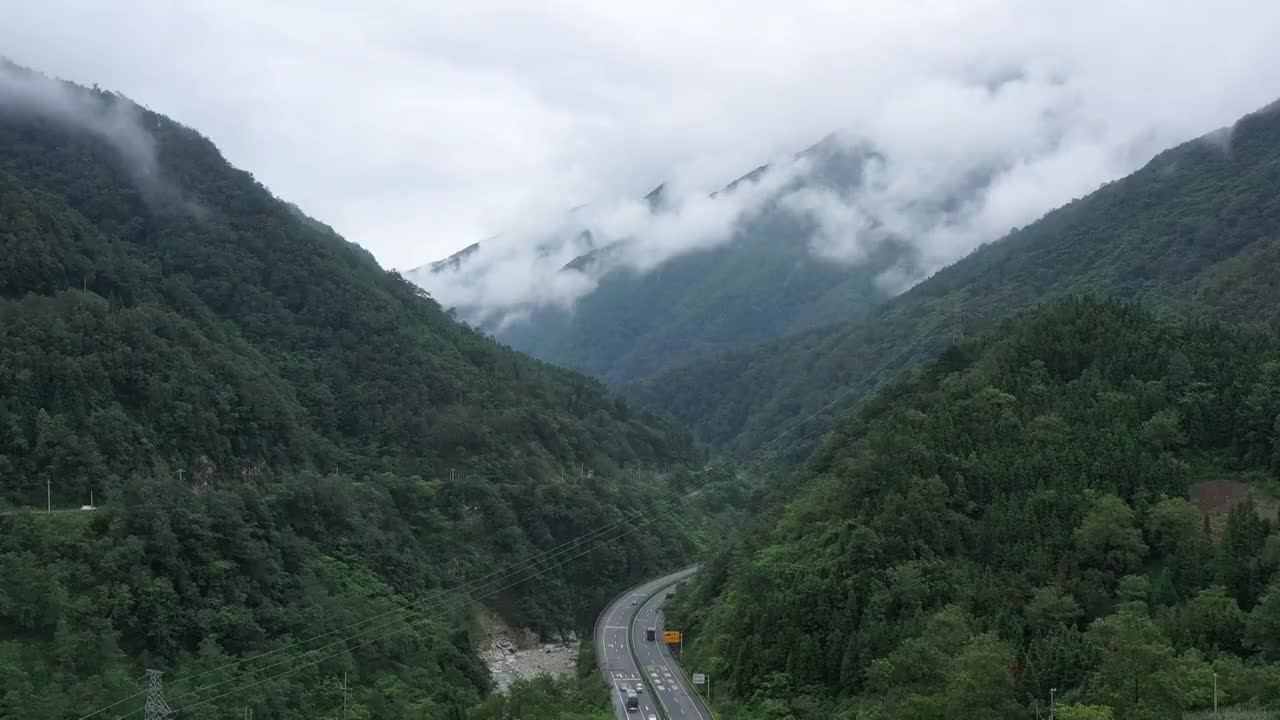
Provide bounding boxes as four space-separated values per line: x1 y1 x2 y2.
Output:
4 1 1280 272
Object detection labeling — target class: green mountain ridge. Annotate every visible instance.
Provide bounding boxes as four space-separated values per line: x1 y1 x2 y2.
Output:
668 297 1280 719
0 66 717 718
624 98 1280 458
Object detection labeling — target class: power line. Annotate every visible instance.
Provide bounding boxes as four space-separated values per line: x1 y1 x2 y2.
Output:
142 670 172 720
84 307 963 718
155 469 685 682
74 493 652 720
168 501 675 716
74 464 677 716
155 511 655 709
93 469 693 718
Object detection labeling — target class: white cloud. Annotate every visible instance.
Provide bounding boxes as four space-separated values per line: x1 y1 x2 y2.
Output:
417 158 807 314
0 63 158 185
2 0 1279 287
780 186 875 265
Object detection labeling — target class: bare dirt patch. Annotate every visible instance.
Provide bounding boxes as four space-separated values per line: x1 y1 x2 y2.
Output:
1189 479 1279 538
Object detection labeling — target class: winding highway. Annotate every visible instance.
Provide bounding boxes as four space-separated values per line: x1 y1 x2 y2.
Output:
595 567 713 720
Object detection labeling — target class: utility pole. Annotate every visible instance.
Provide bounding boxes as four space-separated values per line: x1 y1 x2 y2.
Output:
143 670 172 720
1050 688 1056 720
46 478 51 513
1213 672 1218 715
176 468 184 484
343 671 349 718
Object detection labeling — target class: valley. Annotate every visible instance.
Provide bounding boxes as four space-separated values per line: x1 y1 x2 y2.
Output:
3 7 1280 720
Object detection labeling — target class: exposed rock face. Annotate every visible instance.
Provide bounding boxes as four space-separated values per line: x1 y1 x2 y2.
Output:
478 609 579 692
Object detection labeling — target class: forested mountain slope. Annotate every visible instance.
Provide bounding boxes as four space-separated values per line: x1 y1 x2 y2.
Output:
412 139 909 385
0 65 711 718
668 298 1280 719
625 99 1280 457
494 222 902 385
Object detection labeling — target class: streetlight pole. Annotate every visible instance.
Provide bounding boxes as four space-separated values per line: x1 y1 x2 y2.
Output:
1213 673 1218 715
1050 688 1056 720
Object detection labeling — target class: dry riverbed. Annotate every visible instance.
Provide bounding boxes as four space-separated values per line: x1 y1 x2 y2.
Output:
478 609 579 692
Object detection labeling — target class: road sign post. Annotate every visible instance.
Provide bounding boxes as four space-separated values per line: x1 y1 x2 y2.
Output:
692 672 711 703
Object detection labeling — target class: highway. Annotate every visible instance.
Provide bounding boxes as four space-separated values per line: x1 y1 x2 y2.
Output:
595 567 712 720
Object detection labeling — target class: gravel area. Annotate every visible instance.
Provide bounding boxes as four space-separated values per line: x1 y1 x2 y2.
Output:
479 610 579 692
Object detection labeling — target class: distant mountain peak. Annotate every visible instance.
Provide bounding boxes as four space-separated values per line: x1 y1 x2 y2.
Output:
428 241 481 273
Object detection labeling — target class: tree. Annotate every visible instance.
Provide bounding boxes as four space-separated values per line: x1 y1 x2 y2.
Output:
1245 579 1280 660
1141 410 1187 450
1085 610 1192 720
1171 586 1245 654
1026 586 1083 632
1146 498 1212 600
1056 704 1115 720
1220 500 1270 609
1074 495 1148 576
1116 576 1151 605
943 634 1022 720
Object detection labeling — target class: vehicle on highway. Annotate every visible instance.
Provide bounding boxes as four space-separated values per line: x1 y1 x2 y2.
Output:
648 715 657 720
646 626 656 641
625 688 639 711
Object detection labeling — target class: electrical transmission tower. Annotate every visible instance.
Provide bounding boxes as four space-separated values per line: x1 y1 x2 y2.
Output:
143 669 172 720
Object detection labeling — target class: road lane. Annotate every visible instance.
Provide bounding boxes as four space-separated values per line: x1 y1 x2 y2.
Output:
630 578 711 720
595 567 709 720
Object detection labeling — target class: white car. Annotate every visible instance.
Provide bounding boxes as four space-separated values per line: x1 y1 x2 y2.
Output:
648 715 657 720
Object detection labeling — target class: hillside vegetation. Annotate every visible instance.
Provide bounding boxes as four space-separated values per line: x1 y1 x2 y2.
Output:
668 298 1280 719
494 227 899 385
0 66 716 718
625 99 1280 459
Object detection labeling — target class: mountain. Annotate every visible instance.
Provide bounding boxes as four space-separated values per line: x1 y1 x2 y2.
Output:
0 64 714 717
665 297 1280 718
624 98 1280 457
409 138 925 385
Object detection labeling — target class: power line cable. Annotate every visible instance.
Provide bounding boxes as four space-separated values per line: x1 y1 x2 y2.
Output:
164 499 674 716
85 305 963 718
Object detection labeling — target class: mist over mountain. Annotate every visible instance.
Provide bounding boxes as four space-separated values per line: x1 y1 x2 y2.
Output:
625 97 1280 457
404 52 1241 382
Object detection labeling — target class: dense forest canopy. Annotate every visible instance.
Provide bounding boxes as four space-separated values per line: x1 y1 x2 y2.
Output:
625 98 1280 460
667 298 1280 719
0 64 727 718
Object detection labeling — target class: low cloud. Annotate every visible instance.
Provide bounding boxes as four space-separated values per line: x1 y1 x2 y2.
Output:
6 2 1280 300
414 158 807 320
0 62 159 187
416 57 1223 319
780 186 875 265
